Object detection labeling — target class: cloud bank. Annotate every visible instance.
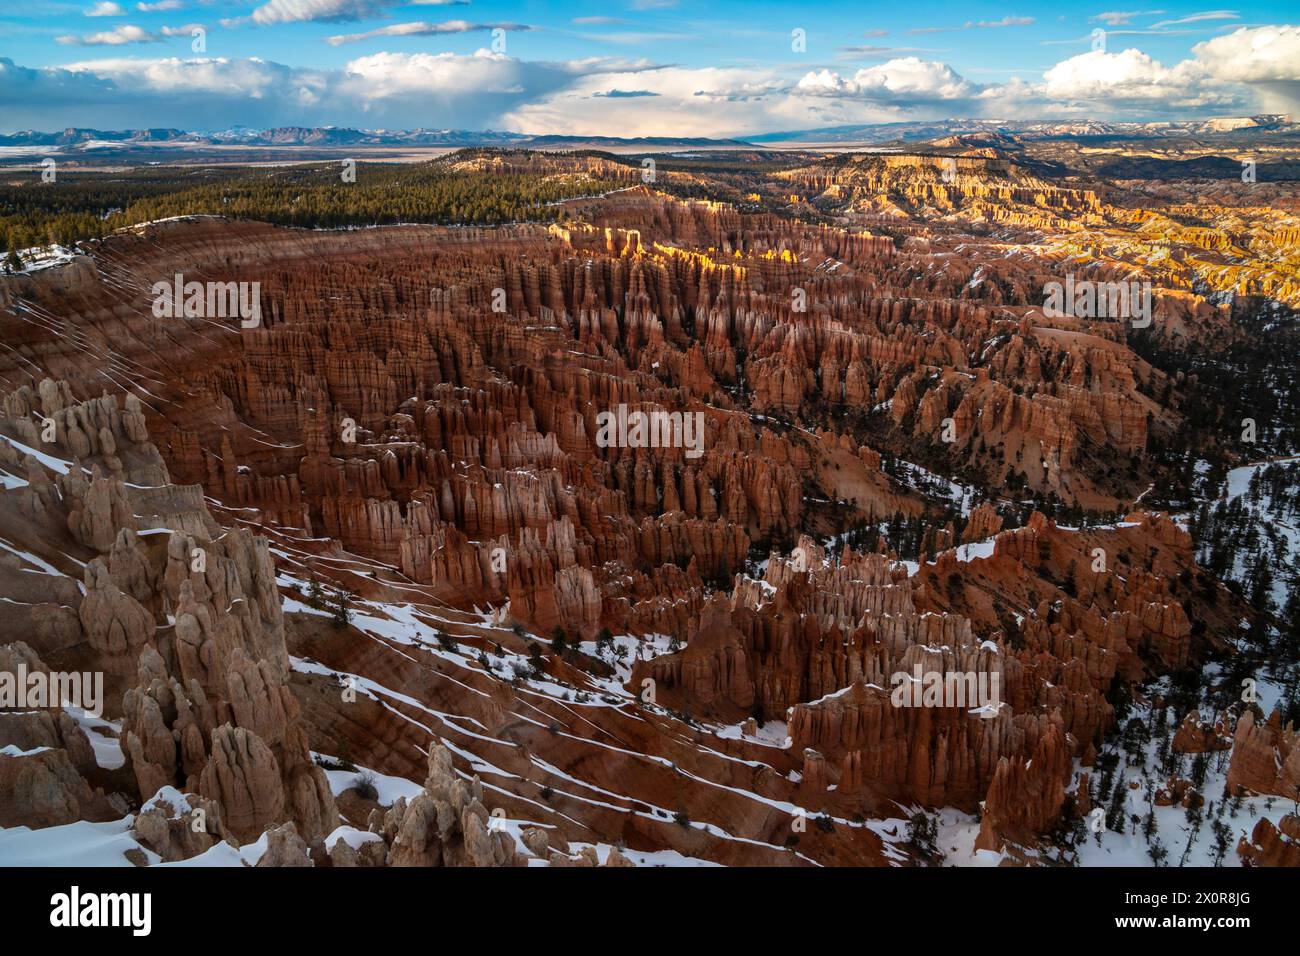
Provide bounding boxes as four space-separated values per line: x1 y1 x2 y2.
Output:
2 25 1297 134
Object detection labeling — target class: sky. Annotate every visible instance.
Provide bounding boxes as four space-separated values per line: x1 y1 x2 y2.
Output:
0 2 1298 134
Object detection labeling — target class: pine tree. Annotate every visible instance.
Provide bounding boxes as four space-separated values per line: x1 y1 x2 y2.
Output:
1211 820 1232 866
907 811 939 862
330 587 353 630
1148 837 1168 866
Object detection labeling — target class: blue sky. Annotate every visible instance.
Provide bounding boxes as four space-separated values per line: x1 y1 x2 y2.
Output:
1 2 1297 133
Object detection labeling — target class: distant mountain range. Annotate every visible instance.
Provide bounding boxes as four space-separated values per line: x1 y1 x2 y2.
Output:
0 126 753 150
1 117 1295 154
748 116 1297 144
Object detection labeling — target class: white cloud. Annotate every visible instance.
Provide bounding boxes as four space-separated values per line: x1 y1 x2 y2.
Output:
1192 25 1300 111
1151 10 1239 29
8 22 1300 136
1043 48 1177 99
575 31 693 44
86 2 126 15
1044 49 1157 94
1029 25 1300 115
0 51 650 131
838 45 947 58
504 66 796 137
796 58 978 104
1192 25 1300 83
137 0 183 11
1040 47 1241 108
342 50 531 98
332 51 657 126
248 0 392 26
968 17 1035 28
1090 10 1165 27
57 24 163 45
326 21 533 46
59 55 306 97
910 17 1035 33
503 61 964 137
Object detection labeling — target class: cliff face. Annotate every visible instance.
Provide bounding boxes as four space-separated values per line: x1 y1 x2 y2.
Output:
1239 814 1300 867
1227 709 1300 799
778 154 1103 227
0 380 335 847
0 155 1271 866
0 183 1204 544
628 509 1220 834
